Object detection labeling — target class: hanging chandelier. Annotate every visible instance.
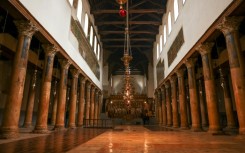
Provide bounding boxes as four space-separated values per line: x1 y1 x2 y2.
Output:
117 0 134 108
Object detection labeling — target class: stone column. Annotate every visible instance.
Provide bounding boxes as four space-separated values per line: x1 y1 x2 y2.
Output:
23 69 38 128
197 43 221 133
185 58 202 131
34 44 58 133
219 68 236 130
154 92 159 122
98 92 102 119
85 82 91 125
157 89 162 124
176 68 189 129
51 80 58 125
55 59 71 130
0 21 38 138
165 82 173 127
161 86 167 126
94 89 99 125
217 16 245 134
77 77 86 127
90 86 95 125
198 79 208 127
170 76 179 128
68 69 80 129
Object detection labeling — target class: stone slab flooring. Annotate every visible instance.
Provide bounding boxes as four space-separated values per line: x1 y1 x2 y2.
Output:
0 126 245 153
68 125 245 153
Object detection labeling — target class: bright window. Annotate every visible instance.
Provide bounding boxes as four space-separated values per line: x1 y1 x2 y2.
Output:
68 0 73 6
163 25 166 45
174 0 179 21
157 43 159 59
84 13 89 36
168 12 172 34
160 35 162 53
94 36 97 53
77 0 82 23
183 0 186 4
89 26 93 46
97 44 100 60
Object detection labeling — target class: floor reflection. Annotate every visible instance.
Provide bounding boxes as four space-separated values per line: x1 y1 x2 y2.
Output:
0 128 107 153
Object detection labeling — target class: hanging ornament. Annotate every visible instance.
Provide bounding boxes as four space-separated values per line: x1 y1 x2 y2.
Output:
116 0 127 5
119 5 126 17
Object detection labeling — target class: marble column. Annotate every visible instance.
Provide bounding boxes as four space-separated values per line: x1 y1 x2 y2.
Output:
94 89 99 125
51 80 58 125
77 77 86 127
55 59 71 130
170 76 179 128
176 68 189 129
90 86 95 125
157 89 163 124
165 82 173 127
98 92 102 119
23 69 38 128
161 86 167 126
198 79 208 127
34 44 58 133
185 58 202 131
0 20 38 138
197 43 221 133
68 69 80 129
85 82 91 125
219 68 236 130
217 16 245 134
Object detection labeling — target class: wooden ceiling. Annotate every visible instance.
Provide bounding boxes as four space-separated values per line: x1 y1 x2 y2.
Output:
88 0 167 76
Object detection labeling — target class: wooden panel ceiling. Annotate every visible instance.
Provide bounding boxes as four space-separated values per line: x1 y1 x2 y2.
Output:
88 0 167 76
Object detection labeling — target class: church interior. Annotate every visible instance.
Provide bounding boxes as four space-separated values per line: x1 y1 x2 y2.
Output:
0 0 245 152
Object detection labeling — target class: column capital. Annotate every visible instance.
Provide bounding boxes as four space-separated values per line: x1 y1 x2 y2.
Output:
217 16 244 36
42 44 59 57
91 86 95 92
59 59 71 70
165 82 170 89
196 42 214 56
14 20 38 38
184 58 197 68
86 82 91 89
170 76 177 85
80 76 87 84
160 85 165 91
70 69 80 78
176 68 185 78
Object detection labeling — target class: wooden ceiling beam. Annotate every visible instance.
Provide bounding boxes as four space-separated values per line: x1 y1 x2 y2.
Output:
96 21 161 26
92 9 165 14
104 45 152 48
100 31 157 35
102 38 155 42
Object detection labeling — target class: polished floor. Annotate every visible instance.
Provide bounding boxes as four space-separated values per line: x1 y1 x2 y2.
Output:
0 126 245 153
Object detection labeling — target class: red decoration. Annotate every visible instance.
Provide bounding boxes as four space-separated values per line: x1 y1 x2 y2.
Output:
119 8 126 17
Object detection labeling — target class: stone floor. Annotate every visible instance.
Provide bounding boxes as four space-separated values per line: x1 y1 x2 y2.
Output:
0 125 245 153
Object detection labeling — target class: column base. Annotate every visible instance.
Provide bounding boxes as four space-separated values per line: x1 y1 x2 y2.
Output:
33 126 49 134
180 126 190 130
173 124 179 128
167 124 172 127
0 127 19 139
191 127 202 132
239 127 245 135
77 124 83 127
68 124 76 129
54 125 66 131
208 126 222 134
23 123 33 128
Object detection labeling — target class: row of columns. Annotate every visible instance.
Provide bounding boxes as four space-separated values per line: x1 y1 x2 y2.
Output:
155 16 245 134
0 20 102 138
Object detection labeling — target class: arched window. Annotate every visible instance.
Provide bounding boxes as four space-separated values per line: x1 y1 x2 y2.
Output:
84 13 89 36
160 35 163 53
68 0 73 6
174 0 179 21
94 36 97 53
163 25 167 45
157 43 159 59
183 0 186 4
77 0 83 23
97 44 100 60
89 26 93 46
168 12 172 34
